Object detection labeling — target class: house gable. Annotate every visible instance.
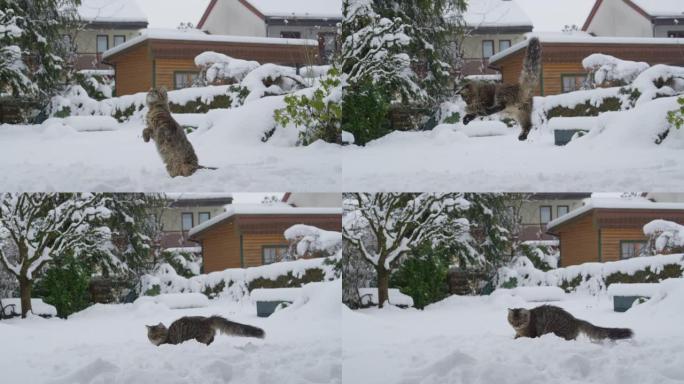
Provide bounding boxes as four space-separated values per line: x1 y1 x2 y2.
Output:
198 0 267 37
582 0 654 37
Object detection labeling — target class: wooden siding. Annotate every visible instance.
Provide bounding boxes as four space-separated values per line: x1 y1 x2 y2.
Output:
201 221 241 272
155 58 198 91
242 233 289 267
600 227 646 262
542 62 586 96
111 44 152 96
557 213 598 267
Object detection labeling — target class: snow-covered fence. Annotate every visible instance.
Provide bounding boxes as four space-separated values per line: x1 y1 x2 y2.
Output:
497 254 684 295
140 256 337 302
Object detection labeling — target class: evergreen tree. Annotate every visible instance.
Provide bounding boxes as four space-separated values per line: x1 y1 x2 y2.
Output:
0 0 81 118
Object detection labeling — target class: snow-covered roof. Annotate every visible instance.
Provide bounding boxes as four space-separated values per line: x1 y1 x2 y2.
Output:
455 0 533 28
188 204 342 237
245 0 342 19
77 0 148 24
489 33 684 64
547 198 684 231
631 0 684 18
102 28 318 59
165 193 234 201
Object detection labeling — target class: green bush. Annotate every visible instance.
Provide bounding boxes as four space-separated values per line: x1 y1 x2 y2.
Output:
274 68 342 145
667 96 684 129
34 254 92 318
341 77 392 145
546 97 622 119
390 245 450 309
442 112 461 124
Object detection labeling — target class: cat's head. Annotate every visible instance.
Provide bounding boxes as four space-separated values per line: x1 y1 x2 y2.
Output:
146 87 168 107
507 308 531 327
146 322 168 346
457 82 476 106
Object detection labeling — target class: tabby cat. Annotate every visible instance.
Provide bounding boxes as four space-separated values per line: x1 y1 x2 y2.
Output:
146 316 265 346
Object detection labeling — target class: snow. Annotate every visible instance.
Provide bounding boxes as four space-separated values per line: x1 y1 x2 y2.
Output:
103 28 317 60
0 95 342 191
133 293 210 309
548 198 684 231
456 0 533 28
606 283 660 297
644 220 684 252
189 205 341 237
243 0 342 19
344 291 684 384
56 116 120 132
195 51 260 84
77 0 148 23
358 288 414 307
284 224 342 258
250 288 302 302
582 54 650 85
492 286 566 302
631 0 684 17
0 281 341 384
1 298 56 316
548 116 599 131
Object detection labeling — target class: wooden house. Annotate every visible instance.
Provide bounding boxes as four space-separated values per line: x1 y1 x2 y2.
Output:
546 200 684 267
101 29 319 96
188 205 341 273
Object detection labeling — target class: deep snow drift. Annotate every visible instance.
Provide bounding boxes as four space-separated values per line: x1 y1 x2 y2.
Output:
0 95 341 192
343 282 684 384
0 281 341 384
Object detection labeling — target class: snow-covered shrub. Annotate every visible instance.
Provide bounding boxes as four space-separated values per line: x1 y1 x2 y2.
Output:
644 220 684 255
194 51 259 86
284 225 342 259
582 54 649 87
161 247 202 278
666 96 684 129
140 256 337 301
518 241 559 271
75 70 115 100
273 67 343 145
497 254 684 295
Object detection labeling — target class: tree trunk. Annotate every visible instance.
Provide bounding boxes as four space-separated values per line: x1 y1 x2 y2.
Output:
19 275 32 318
377 267 389 308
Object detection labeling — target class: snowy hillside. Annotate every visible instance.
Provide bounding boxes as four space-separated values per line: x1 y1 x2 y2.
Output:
344 281 684 384
0 281 341 384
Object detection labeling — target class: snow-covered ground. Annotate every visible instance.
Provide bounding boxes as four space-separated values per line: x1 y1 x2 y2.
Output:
343 284 684 384
0 96 341 192
0 281 341 384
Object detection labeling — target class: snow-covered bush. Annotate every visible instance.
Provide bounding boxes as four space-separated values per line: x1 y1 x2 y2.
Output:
582 54 649 87
284 224 342 259
273 68 343 145
161 247 202 278
497 253 684 295
518 241 559 271
194 52 260 86
75 70 115 100
140 256 337 301
644 220 684 255
667 96 684 129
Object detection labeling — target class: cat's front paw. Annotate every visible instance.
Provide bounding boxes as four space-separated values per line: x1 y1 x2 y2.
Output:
142 129 152 142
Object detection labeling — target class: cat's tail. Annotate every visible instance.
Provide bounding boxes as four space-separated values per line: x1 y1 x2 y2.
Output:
209 316 265 339
578 320 633 341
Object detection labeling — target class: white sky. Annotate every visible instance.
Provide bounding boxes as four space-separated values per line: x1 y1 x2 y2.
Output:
137 0 597 32
233 193 285 204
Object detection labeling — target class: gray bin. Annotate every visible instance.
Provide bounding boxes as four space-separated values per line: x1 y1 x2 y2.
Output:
554 129 587 146
256 300 291 317
613 295 648 312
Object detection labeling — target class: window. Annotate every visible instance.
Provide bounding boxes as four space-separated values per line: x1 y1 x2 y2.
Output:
499 40 511 52
557 206 569 218
561 74 588 93
96 35 109 54
173 72 199 89
198 212 211 224
281 31 301 39
113 35 126 47
667 31 684 38
539 206 552 224
181 213 194 231
620 241 647 259
482 40 494 59
262 246 288 265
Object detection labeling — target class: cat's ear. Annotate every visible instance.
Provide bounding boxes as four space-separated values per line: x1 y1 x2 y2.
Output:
158 322 164 327
145 325 151 329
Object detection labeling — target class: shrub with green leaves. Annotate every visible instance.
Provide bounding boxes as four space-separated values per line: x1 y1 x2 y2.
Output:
667 96 684 129
274 68 342 145
33 253 92 319
341 77 392 145
390 244 451 309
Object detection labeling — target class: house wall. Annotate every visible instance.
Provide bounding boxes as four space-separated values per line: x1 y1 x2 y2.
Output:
585 0 653 37
654 24 684 38
556 213 598 267
155 58 199 90
520 198 586 241
461 32 527 75
600 227 646 262
201 0 266 37
201 221 242 272
110 44 152 96
541 62 587 96
162 205 227 233
242 233 289 267
73 27 142 69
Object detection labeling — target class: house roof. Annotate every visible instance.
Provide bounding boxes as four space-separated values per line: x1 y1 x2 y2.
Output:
77 0 148 24
188 204 342 238
458 0 533 28
546 198 684 233
489 33 684 64
583 0 684 31
102 28 318 60
198 0 342 28
165 193 234 207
